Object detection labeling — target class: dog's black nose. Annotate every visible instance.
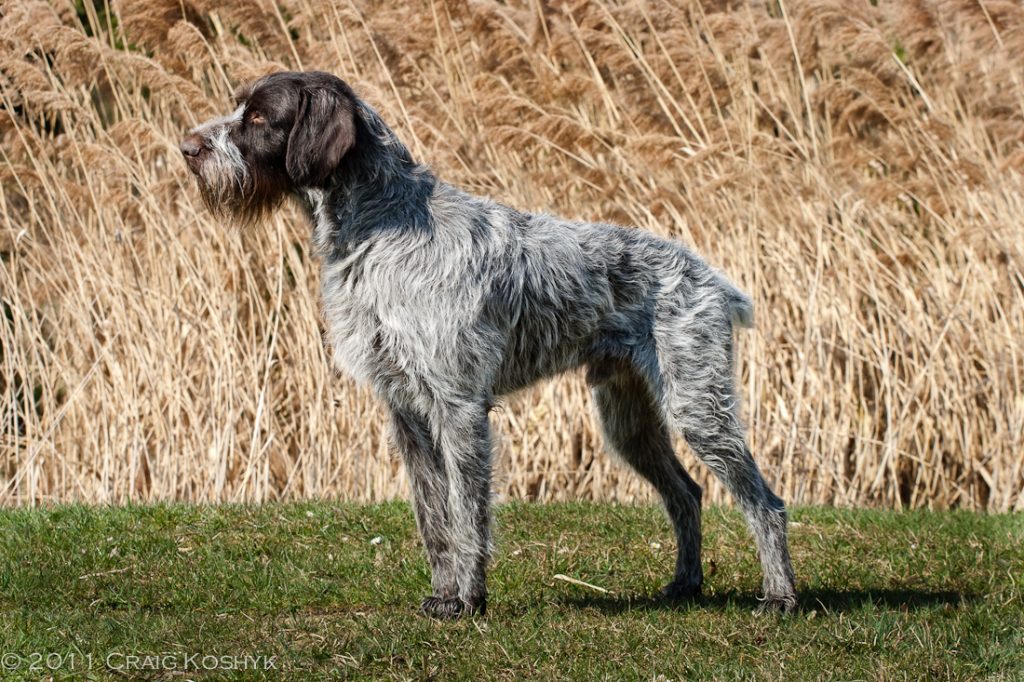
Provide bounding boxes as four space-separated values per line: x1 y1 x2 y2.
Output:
180 134 204 157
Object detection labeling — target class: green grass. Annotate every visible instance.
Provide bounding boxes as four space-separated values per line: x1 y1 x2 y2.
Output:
0 503 1020 680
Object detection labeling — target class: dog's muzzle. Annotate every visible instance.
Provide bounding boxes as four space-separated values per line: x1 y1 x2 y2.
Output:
179 134 206 173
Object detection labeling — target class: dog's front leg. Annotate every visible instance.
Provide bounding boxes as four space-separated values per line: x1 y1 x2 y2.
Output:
423 397 493 619
388 407 461 611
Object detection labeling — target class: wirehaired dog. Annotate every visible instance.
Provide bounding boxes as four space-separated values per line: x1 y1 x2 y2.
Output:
181 71 797 618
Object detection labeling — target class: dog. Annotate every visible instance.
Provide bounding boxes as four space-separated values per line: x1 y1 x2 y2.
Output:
180 71 797 618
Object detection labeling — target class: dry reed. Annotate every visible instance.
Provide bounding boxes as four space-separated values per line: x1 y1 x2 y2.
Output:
1 0 1022 510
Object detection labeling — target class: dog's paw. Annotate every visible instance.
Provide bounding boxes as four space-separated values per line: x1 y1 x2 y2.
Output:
418 595 487 619
657 578 702 601
755 592 798 615
419 595 464 619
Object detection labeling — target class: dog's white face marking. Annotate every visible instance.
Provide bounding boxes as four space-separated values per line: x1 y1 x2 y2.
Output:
189 105 244 137
189 106 250 211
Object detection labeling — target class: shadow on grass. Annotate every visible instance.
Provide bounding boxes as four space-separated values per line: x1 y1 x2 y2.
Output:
556 588 975 615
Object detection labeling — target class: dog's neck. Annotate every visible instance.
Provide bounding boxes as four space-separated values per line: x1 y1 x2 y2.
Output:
300 101 437 259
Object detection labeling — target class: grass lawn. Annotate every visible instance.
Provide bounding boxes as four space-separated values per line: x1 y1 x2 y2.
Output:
0 502 1020 680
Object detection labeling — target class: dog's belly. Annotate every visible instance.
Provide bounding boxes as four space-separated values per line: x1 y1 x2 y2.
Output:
491 330 588 395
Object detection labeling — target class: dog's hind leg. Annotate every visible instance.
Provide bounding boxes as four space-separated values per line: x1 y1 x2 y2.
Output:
659 319 797 612
591 363 704 599
682 414 796 612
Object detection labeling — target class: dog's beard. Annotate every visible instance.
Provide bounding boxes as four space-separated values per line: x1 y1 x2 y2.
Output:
194 156 286 226
193 129 285 226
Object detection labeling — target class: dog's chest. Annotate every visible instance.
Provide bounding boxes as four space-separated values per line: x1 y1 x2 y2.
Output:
318 251 382 384
308 193 379 382
318 247 447 398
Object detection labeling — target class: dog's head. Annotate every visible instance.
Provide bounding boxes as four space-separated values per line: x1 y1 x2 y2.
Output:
180 71 357 222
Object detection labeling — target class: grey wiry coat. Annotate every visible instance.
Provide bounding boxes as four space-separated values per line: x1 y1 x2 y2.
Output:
180 71 796 618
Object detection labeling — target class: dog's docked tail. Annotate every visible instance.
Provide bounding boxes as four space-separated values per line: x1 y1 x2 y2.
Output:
730 292 755 329
715 273 755 329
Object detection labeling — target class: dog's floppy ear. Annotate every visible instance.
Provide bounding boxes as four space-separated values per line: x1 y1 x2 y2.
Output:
286 85 356 187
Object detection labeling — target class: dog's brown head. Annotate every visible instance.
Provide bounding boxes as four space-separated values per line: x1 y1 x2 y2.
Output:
180 71 357 222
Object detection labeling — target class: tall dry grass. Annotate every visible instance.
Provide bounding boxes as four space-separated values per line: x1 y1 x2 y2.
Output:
1 0 1022 510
